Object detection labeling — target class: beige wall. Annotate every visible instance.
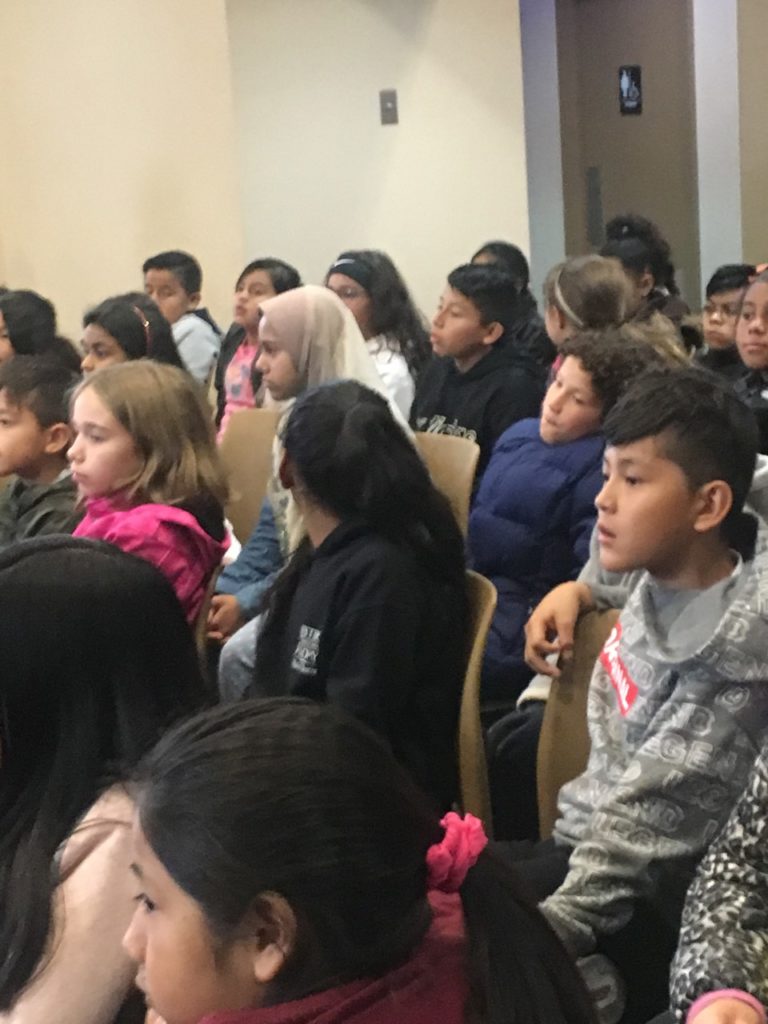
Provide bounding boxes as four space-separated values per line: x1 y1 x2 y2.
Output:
738 0 768 266
557 0 700 305
225 0 529 316
0 1 244 340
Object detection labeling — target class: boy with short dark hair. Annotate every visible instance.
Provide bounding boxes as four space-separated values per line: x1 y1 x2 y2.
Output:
409 263 543 480
142 249 220 384
504 367 768 1023
0 356 81 545
694 263 755 378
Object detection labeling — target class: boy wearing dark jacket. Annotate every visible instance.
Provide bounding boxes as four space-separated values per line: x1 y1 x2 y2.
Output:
0 357 81 546
410 263 543 482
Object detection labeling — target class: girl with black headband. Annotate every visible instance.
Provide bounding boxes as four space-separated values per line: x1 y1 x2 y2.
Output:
325 249 431 418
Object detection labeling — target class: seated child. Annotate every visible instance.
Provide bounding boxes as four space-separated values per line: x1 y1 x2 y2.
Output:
143 249 221 384
501 367 768 1024
216 258 302 433
70 361 229 622
325 249 432 418
80 292 186 374
409 263 543 482
0 357 81 546
734 271 768 452
601 212 689 324
671 748 768 1024
123 698 595 1024
694 263 755 378
0 289 81 372
0 536 209 1024
470 328 669 705
472 239 556 372
219 380 466 808
210 285 402 644
542 254 634 350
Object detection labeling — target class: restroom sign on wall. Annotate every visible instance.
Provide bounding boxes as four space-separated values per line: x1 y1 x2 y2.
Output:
619 66 642 115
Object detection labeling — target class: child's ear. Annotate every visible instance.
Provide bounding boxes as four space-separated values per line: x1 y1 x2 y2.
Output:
247 892 297 984
638 270 654 299
187 291 201 310
481 320 504 347
44 422 73 457
693 480 733 533
277 450 295 491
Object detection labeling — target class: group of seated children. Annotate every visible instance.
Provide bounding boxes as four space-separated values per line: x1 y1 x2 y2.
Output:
4 212 768 1024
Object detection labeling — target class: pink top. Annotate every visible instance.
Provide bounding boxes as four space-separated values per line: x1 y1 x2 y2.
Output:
74 496 228 623
219 341 260 439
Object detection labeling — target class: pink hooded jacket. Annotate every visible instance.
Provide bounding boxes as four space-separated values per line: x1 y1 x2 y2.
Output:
74 497 228 623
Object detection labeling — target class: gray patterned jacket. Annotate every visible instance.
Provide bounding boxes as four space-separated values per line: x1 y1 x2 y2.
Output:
540 520 768 958
670 750 768 1019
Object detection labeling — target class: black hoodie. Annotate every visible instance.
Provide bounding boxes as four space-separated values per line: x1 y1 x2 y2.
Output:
409 342 544 482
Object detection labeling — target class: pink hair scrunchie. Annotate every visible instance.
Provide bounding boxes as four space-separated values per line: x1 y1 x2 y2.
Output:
426 811 489 893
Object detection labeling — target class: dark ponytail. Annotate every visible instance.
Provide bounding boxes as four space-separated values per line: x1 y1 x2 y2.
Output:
254 381 466 687
135 699 595 1024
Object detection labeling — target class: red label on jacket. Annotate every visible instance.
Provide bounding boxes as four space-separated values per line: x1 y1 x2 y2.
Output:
599 622 638 716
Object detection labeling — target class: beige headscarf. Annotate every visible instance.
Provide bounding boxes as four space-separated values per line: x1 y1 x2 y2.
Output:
259 285 410 553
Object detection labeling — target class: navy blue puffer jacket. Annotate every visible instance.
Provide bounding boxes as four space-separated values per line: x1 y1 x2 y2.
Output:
469 418 604 701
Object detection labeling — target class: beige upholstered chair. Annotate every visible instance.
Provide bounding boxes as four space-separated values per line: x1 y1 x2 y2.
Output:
414 431 480 536
457 570 498 834
536 608 619 839
218 407 282 544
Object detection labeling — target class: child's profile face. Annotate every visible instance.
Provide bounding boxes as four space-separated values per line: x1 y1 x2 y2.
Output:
595 437 709 578
736 281 768 371
0 312 15 365
80 324 129 375
123 819 264 1024
144 270 196 327
234 271 277 332
68 386 142 499
544 303 571 348
0 389 67 481
326 273 373 338
702 288 743 350
540 356 602 445
254 314 300 400
430 286 498 368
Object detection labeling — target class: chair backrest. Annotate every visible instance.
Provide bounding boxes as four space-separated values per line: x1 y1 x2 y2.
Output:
458 570 498 833
536 608 620 839
219 407 282 544
414 432 480 536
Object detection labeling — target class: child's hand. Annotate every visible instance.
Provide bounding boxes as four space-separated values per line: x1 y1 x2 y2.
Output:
689 997 764 1024
146 1010 167 1024
207 594 245 642
524 581 594 676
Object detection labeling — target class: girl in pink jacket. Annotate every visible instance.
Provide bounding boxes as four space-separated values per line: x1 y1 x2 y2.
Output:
70 360 228 622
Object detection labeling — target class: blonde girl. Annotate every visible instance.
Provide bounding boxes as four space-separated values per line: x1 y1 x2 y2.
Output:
542 254 633 348
70 361 228 622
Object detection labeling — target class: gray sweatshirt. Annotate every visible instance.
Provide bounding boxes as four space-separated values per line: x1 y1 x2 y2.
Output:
540 518 768 957
172 312 220 384
518 455 768 704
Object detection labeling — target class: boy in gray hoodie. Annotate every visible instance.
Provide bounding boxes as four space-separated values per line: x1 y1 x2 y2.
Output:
505 367 768 1023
